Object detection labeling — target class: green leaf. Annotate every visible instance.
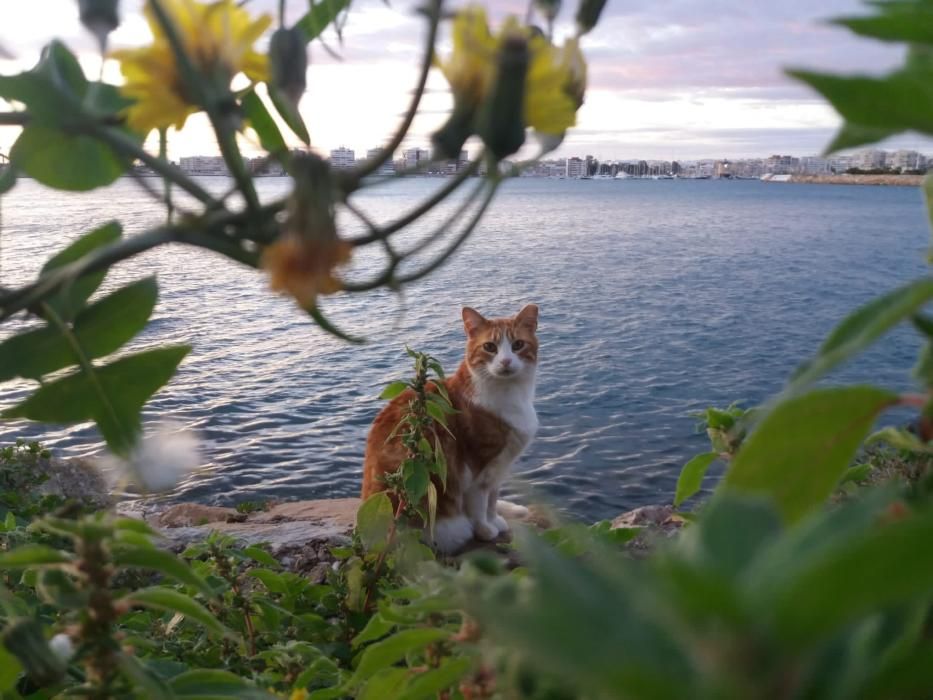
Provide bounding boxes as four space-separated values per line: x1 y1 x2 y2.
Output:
124 588 233 639
397 657 473 700
0 544 73 568
247 569 288 595
791 278 933 389
350 628 449 685
867 426 933 453
357 492 394 554
0 645 22 693
788 68 933 139
359 669 410 700
770 510 933 646
825 123 898 153
294 0 351 43
832 10 933 45
0 164 16 195
117 653 174 700
351 612 395 648
723 386 896 522
242 546 280 568
425 401 448 425
673 451 719 507
0 41 87 121
170 669 276 698
433 436 447 489
839 462 874 485
111 545 215 598
267 84 310 145
380 381 409 400
404 461 429 504
0 276 158 382
242 88 288 154
40 221 122 321
3 345 191 455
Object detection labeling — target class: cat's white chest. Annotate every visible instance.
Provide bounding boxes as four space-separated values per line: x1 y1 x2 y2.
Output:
473 377 538 446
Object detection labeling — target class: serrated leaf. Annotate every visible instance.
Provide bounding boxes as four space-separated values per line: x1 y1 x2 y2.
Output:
242 546 280 569
380 381 409 400
0 544 72 568
111 545 215 598
247 569 288 595
124 588 234 638
351 612 395 648
397 657 472 700
674 452 719 507
357 492 394 554
791 278 933 389
40 221 122 321
3 345 190 455
0 276 158 382
350 628 449 685
724 386 897 522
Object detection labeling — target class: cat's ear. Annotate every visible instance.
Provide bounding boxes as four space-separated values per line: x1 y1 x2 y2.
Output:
515 304 538 332
462 307 487 337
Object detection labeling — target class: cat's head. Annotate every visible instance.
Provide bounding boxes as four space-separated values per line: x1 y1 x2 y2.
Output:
461 304 539 381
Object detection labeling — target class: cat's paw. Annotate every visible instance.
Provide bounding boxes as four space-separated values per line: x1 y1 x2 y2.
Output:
492 515 510 534
473 520 499 541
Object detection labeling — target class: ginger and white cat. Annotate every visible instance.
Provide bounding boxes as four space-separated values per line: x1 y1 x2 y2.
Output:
361 304 539 553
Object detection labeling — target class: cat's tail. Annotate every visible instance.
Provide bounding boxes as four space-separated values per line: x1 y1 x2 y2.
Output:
496 500 530 519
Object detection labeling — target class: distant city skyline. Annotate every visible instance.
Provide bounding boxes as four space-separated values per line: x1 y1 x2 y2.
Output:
2 0 933 160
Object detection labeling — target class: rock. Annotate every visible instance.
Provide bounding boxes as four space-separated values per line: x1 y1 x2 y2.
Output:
155 503 245 527
36 457 111 509
611 504 685 558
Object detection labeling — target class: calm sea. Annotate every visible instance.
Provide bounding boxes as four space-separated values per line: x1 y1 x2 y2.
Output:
0 176 929 520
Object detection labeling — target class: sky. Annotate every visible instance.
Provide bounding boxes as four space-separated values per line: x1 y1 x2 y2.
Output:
0 0 930 161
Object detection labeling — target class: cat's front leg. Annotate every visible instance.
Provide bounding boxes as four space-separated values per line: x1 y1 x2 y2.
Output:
465 486 498 540
486 488 509 535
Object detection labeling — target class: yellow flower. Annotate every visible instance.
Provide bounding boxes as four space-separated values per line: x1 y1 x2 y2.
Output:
287 690 308 700
262 234 351 309
435 5 587 153
112 0 271 133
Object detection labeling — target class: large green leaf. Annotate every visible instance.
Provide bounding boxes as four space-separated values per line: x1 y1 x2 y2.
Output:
397 657 473 700
267 85 310 145
111 544 215 598
12 122 129 191
0 276 157 382
723 386 896 522
673 451 719 507
40 221 122 321
769 510 933 646
294 0 351 43
0 544 73 568
788 68 933 138
350 628 449 685
2 345 190 455
0 41 88 123
169 669 277 699
124 588 233 639
833 9 933 45
356 492 394 554
791 278 933 389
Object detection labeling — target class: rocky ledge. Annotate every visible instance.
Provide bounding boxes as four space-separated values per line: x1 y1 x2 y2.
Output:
114 497 684 573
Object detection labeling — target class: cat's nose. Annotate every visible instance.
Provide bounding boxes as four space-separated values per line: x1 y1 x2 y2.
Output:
501 357 512 367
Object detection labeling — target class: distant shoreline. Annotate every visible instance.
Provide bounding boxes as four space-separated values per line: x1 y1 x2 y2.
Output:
785 174 923 187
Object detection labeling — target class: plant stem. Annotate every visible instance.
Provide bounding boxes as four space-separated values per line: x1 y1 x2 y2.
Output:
159 128 175 224
348 0 443 184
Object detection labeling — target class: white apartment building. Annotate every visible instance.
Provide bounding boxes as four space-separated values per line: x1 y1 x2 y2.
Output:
179 156 227 174
403 147 431 169
329 147 355 169
891 150 925 171
565 156 586 178
856 149 887 170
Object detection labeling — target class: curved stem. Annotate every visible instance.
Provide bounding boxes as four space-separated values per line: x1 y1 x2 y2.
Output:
347 158 481 247
348 0 443 184
398 176 487 258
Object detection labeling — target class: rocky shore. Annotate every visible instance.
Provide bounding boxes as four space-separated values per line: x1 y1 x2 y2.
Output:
787 173 923 186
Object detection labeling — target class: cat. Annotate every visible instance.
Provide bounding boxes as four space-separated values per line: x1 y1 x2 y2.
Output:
361 304 539 553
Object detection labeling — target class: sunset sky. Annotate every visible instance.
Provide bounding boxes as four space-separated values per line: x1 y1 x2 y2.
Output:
0 0 928 161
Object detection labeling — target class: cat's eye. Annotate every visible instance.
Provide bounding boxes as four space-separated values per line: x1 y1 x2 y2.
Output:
512 340 525 351
482 342 497 353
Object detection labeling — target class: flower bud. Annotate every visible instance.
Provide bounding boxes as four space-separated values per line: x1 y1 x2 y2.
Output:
269 27 308 110
534 0 561 23
78 0 120 51
575 0 607 35
49 634 76 664
477 35 529 161
431 101 476 161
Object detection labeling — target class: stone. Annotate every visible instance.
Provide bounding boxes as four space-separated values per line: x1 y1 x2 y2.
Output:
155 503 244 528
36 457 111 509
611 504 685 558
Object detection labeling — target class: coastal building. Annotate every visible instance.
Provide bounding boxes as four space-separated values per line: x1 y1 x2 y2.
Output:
891 150 925 172
764 155 798 175
403 147 431 170
565 156 585 178
855 149 886 170
329 147 355 169
366 148 396 174
798 156 831 175
179 156 227 174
